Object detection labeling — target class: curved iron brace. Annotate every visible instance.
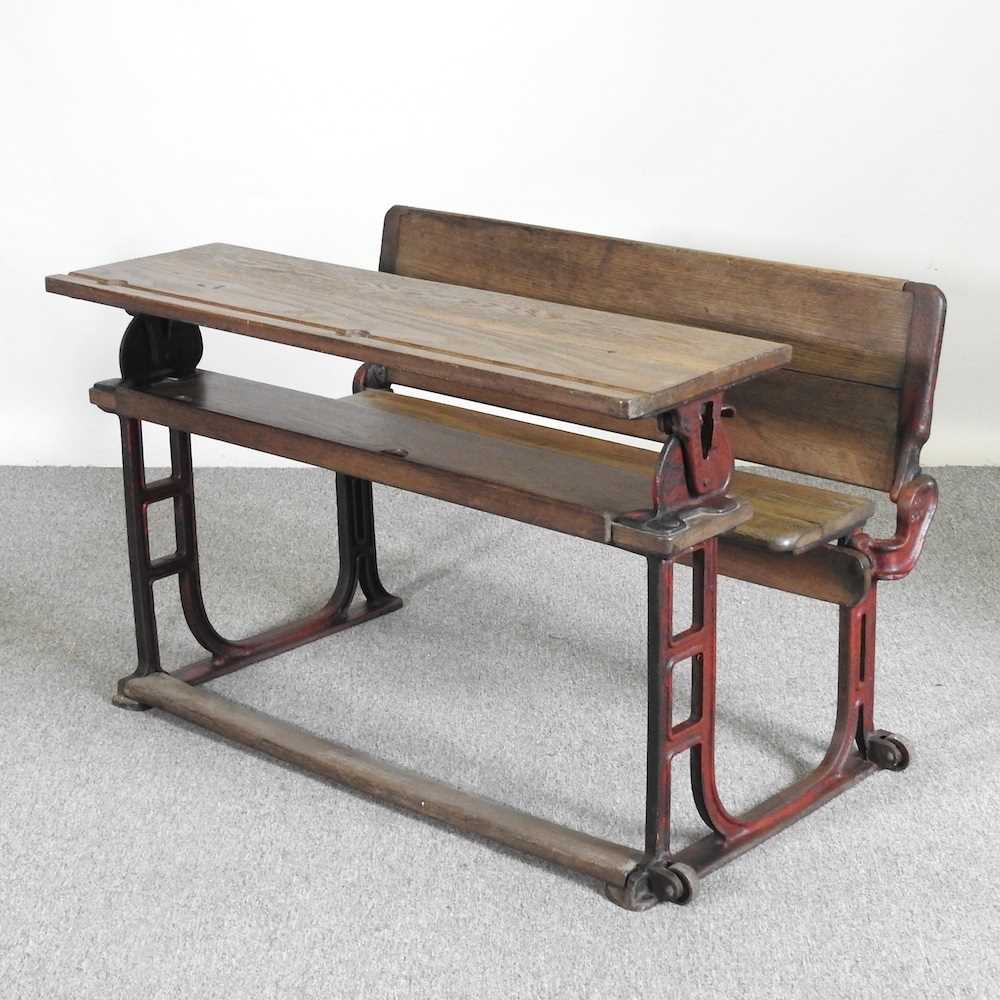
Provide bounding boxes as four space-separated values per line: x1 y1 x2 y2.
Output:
616 538 909 908
174 431 396 656
119 314 203 386
850 474 938 581
686 583 897 846
353 362 392 393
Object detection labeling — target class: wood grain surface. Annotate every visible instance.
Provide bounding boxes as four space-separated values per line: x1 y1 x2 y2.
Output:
123 672 643 886
90 371 872 556
380 206 920 490
49 243 790 420
383 206 912 387
384 365 900 492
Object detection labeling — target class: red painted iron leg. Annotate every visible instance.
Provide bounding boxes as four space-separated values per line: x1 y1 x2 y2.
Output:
610 553 910 910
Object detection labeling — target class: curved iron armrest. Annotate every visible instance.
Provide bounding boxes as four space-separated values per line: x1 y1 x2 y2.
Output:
850 474 938 581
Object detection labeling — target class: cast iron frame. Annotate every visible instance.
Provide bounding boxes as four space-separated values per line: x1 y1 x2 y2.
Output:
106 326 920 910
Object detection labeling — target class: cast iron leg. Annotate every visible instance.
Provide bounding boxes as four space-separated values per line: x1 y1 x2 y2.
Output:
330 472 395 609
606 542 716 908
112 418 163 709
112 418 401 707
608 550 910 910
843 587 911 771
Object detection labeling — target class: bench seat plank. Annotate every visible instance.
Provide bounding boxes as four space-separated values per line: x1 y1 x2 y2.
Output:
728 473 875 553
90 372 873 563
90 372 751 553
50 243 790 420
376 365 901 493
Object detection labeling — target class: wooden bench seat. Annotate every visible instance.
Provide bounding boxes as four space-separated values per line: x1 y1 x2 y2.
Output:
726 473 873 553
91 370 875 591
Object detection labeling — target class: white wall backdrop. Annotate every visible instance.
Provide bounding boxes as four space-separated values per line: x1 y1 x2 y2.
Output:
2 0 997 467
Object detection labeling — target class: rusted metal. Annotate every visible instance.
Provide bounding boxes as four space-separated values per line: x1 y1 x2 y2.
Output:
112 414 401 708
850 474 938 581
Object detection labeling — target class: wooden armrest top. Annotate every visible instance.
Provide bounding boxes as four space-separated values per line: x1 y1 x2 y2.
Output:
49 242 790 419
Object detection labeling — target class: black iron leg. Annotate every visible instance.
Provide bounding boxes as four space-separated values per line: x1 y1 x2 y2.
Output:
113 418 401 706
113 418 163 709
331 472 397 610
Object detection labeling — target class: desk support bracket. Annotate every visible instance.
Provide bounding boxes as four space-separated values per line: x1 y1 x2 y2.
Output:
611 395 746 557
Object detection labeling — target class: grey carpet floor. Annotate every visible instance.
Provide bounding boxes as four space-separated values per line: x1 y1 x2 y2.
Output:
0 466 997 1000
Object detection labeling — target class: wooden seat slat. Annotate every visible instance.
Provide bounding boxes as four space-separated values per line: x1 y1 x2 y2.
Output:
90 372 746 551
90 371 873 564
727 473 875 553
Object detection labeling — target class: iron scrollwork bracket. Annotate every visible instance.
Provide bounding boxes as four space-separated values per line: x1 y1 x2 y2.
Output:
639 394 740 534
119 313 203 386
660 393 735 499
850 473 938 581
612 394 741 546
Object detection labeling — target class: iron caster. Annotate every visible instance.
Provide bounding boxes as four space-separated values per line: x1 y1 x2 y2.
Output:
866 730 912 771
605 861 700 911
111 690 152 712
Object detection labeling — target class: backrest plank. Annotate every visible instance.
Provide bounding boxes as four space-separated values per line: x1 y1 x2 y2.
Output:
727 371 899 488
380 206 938 493
381 206 912 389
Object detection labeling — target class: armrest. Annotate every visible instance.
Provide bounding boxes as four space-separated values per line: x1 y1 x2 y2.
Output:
850 474 938 581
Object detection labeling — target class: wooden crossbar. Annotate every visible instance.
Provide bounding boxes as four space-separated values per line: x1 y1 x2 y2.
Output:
124 673 643 886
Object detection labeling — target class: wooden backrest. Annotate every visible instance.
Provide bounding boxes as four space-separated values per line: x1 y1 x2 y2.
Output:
379 206 946 496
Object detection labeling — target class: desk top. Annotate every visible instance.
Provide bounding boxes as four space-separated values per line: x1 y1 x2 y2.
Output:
47 243 791 419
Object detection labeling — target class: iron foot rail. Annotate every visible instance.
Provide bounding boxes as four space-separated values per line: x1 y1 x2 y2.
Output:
170 598 401 687
122 672 644 887
673 754 877 876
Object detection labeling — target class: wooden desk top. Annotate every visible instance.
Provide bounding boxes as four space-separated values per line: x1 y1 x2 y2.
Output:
47 243 791 419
